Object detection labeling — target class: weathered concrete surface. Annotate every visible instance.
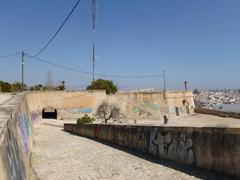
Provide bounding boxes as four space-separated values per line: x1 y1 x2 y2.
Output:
31 119 229 180
195 107 240 119
64 123 240 178
26 90 194 120
0 94 37 180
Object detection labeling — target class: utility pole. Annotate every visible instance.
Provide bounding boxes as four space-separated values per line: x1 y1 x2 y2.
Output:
92 0 96 82
163 70 166 99
21 51 25 92
163 70 166 93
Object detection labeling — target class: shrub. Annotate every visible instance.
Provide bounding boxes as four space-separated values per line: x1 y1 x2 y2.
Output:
77 114 93 125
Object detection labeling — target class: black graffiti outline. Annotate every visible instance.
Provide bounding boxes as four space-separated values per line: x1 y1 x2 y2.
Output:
151 129 195 165
152 131 173 157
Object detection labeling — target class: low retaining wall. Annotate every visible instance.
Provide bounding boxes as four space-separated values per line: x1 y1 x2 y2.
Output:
0 95 39 180
195 107 240 119
64 123 240 178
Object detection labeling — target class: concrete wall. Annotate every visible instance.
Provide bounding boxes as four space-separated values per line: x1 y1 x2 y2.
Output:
64 123 240 178
0 95 40 180
120 91 195 119
195 107 240 119
27 90 194 120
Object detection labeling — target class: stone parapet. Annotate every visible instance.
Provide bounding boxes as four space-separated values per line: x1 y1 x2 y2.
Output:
64 123 240 178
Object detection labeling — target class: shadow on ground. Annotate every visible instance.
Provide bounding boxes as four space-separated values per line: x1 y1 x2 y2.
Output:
63 129 234 180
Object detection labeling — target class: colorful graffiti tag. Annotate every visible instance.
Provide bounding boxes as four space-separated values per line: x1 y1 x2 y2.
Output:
131 106 139 113
29 111 40 122
131 100 160 116
66 107 93 114
4 127 26 180
17 107 33 155
141 100 160 110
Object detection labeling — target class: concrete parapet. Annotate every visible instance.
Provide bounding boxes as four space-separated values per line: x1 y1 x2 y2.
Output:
195 107 240 119
64 123 240 178
0 94 40 180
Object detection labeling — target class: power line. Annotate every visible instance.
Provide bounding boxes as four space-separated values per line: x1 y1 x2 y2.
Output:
26 54 164 79
31 0 81 57
0 52 21 60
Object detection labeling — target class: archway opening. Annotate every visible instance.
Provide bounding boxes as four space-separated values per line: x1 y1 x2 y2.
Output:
42 107 57 119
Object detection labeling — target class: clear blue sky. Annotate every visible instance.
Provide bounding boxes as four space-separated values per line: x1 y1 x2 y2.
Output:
0 0 240 90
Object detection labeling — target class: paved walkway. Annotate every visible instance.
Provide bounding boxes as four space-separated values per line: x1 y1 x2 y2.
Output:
53 113 240 128
30 120 230 180
0 94 12 105
132 114 240 128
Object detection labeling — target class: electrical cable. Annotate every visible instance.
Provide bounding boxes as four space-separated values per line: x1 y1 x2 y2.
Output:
31 0 81 57
0 52 21 60
26 54 163 79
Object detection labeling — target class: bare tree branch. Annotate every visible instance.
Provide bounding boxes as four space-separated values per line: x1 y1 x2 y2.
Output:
96 102 120 123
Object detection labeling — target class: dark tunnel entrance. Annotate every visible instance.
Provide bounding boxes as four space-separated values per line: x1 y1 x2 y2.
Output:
42 107 57 119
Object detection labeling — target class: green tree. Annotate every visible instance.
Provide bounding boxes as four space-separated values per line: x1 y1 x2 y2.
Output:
0 81 27 92
0 81 12 92
30 84 44 91
86 79 117 94
12 82 27 92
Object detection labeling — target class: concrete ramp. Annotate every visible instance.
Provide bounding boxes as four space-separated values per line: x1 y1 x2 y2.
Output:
31 119 229 180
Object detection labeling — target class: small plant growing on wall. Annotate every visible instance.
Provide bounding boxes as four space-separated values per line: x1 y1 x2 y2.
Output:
96 102 120 123
77 114 94 125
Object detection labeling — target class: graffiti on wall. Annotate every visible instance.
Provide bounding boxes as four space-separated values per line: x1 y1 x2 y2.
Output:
131 106 139 113
149 128 194 165
169 107 176 114
3 124 26 180
29 111 40 121
141 100 160 110
0 98 33 180
131 99 160 116
66 107 93 114
17 111 32 154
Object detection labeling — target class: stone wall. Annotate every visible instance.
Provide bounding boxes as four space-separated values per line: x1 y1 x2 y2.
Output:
64 123 240 178
195 107 240 119
0 95 40 180
27 90 194 120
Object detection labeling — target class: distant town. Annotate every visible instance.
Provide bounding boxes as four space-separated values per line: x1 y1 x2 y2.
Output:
194 89 240 108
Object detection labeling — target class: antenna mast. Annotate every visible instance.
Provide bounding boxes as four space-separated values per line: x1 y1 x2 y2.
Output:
92 0 96 82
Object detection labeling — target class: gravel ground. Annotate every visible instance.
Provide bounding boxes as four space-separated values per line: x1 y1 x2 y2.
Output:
30 119 231 180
